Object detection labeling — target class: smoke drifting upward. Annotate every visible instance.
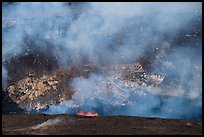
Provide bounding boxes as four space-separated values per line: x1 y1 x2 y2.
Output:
2 2 202 120
45 72 201 120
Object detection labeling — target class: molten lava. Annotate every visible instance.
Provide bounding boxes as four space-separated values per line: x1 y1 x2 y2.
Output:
77 111 99 117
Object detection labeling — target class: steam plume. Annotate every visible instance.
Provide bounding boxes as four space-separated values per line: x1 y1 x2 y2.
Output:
2 2 202 120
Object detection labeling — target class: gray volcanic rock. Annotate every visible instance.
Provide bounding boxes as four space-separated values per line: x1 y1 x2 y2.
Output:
5 63 164 112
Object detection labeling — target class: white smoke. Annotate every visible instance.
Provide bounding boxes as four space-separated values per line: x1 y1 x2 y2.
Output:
31 117 63 129
2 2 202 120
2 2 201 67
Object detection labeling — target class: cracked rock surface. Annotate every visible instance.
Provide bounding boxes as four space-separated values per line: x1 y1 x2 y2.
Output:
6 63 164 112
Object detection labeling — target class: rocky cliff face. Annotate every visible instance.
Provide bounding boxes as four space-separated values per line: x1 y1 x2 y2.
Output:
5 63 164 112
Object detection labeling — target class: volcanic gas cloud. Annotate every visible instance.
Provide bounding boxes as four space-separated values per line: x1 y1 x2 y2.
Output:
2 2 202 120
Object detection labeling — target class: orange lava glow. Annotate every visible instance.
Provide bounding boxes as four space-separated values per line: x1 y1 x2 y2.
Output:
77 111 99 117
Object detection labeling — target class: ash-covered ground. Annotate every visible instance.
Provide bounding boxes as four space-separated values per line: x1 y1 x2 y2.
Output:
2 114 202 135
2 2 202 135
